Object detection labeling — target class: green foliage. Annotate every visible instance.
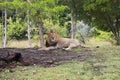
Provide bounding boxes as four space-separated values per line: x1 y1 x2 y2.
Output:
83 0 120 31
0 0 119 45
7 17 27 40
44 19 67 37
93 29 113 41
0 0 70 41
84 0 110 11
83 0 120 44
52 5 68 13
0 23 2 39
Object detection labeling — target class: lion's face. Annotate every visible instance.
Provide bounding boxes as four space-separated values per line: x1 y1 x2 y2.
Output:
47 30 60 43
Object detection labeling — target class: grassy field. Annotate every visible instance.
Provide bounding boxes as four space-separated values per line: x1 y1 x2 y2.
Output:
0 39 120 80
0 40 40 48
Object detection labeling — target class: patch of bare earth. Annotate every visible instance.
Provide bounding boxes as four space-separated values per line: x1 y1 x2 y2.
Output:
0 48 92 69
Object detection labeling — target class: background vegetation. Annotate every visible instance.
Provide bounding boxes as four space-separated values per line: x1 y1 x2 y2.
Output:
0 0 120 48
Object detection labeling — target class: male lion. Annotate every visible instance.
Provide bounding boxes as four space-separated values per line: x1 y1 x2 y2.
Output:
45 30 80 50
45 30 60 47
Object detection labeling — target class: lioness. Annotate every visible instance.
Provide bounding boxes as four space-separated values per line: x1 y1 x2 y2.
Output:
45 30 80 50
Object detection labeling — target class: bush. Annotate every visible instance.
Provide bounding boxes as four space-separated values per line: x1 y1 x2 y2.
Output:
93 29 114 41
0 23 2 39
43 19 68 37
7 17 27 40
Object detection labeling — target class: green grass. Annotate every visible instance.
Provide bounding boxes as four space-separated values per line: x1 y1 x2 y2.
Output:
86 46 120 80
0 40 120 80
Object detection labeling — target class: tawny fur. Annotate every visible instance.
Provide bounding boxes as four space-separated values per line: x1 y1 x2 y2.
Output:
41 30 80 50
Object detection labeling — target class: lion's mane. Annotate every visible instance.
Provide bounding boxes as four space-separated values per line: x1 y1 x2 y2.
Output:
45 30 60 47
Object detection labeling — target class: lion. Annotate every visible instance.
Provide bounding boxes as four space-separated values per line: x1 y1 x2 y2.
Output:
45 30 60 47
44 29 80 50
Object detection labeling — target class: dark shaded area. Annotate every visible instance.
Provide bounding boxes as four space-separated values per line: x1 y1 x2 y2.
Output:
0 48 92 69
45 41 57 47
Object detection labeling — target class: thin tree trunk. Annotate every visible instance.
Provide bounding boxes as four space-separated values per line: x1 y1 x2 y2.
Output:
27 10 32 48
38 18 45 48
105 14 120 45
2 8 7 48
2 10 4 47
71 9 76 39
27 0 31 4
115 17 120 45
4 8 7 48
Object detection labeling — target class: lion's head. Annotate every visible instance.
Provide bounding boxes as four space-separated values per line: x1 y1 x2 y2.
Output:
47 30 60 42
46 30 60 47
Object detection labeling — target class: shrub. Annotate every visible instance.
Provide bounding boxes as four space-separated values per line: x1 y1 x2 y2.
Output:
93 29 114 41
7 17 27 40
0 23 2 39
43 19 68 37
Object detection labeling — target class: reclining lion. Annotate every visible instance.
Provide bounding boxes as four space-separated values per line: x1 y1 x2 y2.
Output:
44 29 80 50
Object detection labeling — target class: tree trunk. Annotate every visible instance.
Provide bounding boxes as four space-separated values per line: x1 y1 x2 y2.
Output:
27 10 32 48
105 14 120 45
71 9 76 39
27 0 31 4
116 37 120 45
38 18 45 48
2 10 4 47
2 8 7 48
114 24 120 45
115 17 120 45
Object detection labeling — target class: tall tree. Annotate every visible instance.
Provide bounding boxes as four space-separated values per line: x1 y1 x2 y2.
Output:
26 0 32 47
30 0 67 48
0 0 26 47
59 0 86 39
70 0 77 39
31 0 46 48
84 0 120 45
59 0 77 39
60 0 120 45
27 10 32 47
2 8 7 48
38 17 45 48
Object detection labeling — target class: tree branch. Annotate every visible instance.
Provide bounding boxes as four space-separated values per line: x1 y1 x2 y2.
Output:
26 0 31 4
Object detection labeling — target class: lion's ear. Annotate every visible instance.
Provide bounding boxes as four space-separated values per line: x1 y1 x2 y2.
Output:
55 31 59 34
46 29 52 34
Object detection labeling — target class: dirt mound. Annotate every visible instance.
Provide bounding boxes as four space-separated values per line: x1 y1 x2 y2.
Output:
0 48 92 68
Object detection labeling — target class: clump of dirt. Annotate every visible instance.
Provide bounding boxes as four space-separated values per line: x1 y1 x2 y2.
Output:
0 48 92 68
